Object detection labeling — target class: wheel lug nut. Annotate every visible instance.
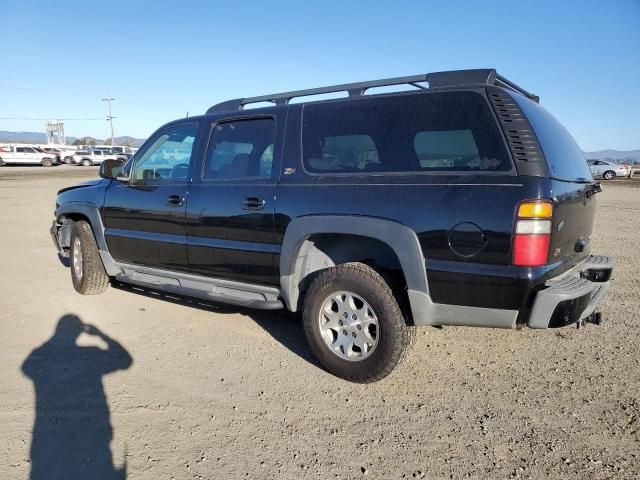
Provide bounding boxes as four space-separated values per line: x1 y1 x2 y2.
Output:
343 312 348 318
352 314 357 320
356 324 362 330
352 332 357 338
343 330 347 335
338 320 343 326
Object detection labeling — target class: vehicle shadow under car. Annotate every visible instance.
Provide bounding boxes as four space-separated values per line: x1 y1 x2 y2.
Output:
110 281 321 369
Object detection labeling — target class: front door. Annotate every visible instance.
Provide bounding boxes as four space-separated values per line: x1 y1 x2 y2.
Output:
102 122 200 273
16 146 36 164
186 113 284 286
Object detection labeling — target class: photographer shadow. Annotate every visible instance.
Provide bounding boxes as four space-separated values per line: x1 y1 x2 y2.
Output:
21 314 132 480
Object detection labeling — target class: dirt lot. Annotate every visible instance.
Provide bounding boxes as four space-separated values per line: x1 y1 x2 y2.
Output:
0 166 638 479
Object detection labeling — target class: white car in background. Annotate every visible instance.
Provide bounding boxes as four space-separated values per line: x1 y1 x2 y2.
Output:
57 147 78 164
72 149 119 166
0 145 58 167
587 160 630 180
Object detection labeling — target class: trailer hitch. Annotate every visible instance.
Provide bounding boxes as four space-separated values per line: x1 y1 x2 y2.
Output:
577 312 602 329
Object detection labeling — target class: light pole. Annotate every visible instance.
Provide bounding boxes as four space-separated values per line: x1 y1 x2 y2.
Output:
102 92 115 145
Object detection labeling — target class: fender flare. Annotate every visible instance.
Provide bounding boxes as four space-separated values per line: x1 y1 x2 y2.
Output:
55 202 121 276
279 215 429 312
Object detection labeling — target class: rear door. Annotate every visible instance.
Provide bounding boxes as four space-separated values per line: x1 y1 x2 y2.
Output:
102 122 201 273
510 92 597 265
3 147 19 162
185 111 284 286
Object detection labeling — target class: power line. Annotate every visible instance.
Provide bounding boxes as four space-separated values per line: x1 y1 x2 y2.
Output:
0 117 103 121
0 84 98 99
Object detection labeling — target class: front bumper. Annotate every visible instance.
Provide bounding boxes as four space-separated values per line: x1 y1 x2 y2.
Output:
528 255 614 328
50 219 69 257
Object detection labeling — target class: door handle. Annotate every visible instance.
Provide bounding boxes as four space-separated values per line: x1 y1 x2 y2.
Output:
167 194 185 207
242 197 266 210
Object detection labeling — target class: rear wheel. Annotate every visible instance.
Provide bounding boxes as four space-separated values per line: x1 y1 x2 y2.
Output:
0 157 4 167
81 159 92 167
69 221 109 295
302 262 413 383
41 158 53 167
603 170 615 180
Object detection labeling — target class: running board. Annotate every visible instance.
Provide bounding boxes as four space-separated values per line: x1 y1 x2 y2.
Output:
115 264 283 310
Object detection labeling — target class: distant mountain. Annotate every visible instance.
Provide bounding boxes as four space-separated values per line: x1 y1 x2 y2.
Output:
0 130 48 143
0 130 146 147
583 150 640 163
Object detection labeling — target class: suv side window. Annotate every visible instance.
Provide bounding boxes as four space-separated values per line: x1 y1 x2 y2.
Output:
302 91 512 174
131 123 198 182
203 118 275 180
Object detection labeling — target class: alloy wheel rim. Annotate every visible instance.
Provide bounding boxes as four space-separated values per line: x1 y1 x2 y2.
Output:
317 290 379 361
72 237 83 280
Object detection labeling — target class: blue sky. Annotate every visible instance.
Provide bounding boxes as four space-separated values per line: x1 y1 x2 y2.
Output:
1 0 638 150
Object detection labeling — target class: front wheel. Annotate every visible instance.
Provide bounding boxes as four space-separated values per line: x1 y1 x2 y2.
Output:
69 221 109 295
302 263 413 383
41 158 53 167
0 156 5 167
603 170 616 180
81 159 92 167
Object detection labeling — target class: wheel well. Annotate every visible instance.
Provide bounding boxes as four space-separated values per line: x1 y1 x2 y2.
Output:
294 233 412 321
57 213 90 250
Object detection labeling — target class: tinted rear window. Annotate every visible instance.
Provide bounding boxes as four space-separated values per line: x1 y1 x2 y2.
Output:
510 93 592 182
302 91 511 174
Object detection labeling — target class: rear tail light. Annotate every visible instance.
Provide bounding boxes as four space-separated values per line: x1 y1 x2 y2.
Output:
512 200 553 267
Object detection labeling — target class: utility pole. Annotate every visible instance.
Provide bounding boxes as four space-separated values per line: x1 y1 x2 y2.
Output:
102 91 115 145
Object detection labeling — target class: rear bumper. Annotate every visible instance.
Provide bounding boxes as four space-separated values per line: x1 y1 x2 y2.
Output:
528 255 614 328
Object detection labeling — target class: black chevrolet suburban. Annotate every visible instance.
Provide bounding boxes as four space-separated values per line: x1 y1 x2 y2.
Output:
51 69 614 382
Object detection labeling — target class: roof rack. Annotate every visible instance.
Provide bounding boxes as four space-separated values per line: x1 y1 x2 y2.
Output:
205 68 539 114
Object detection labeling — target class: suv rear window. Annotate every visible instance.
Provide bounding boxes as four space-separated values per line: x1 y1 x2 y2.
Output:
509 93 592 182
302 91 511 174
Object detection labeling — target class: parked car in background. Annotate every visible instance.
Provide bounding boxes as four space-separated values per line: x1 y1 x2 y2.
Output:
93 145 116 153
0 145 57 166
110 146 134 155
588 160 629 180
57 147 78 164
72 149 118 166
109 145 135 161
37 147 62 164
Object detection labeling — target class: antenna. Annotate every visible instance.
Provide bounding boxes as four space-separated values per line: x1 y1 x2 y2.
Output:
102 91 116 145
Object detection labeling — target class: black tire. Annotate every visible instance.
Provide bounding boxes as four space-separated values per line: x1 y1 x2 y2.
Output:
0 156 4 167
64 156 73 164
603 170 615 180
69 221 109 295
41 158 53 167
302 262 413 383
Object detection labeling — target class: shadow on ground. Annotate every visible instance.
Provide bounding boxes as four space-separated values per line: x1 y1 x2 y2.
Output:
111 281 320 368
21 314 132 480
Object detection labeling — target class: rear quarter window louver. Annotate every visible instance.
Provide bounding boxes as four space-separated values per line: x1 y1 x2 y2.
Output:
487 86 548 177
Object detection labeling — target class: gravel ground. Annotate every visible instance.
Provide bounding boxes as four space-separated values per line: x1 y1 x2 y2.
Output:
0 169 638 479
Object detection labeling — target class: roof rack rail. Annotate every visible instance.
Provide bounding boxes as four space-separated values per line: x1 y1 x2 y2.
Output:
205 69 538 114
